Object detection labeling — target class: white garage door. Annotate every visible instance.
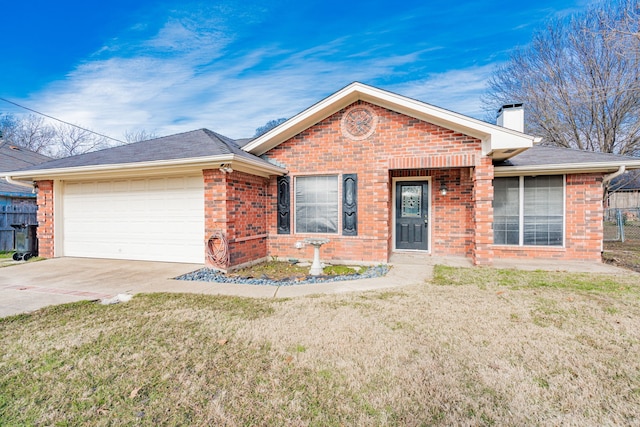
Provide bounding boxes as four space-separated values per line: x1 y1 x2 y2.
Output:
62 176 204 263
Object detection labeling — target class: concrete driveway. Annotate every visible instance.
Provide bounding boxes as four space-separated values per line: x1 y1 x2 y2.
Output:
0 258 204 318
0 257 433 318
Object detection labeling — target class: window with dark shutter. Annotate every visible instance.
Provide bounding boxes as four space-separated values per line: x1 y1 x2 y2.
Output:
277 176 290 234
295 176 339 233
342 174 357 236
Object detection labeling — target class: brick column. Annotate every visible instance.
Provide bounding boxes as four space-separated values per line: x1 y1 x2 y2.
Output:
565 173 604 260
203 169 228 269
472 157 494 265
36 180 54 258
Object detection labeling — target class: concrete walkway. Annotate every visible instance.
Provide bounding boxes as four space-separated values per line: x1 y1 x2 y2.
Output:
0 255 634 318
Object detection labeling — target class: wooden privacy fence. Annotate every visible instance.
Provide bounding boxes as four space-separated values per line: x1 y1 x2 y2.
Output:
0 205 38 252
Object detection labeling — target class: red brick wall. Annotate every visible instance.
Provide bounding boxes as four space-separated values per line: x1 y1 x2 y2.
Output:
492 173 604 262
203 169 268 269
35 180 54 258
390 169 475 257
226 172 269 266
264 101 483 263
472 156 495 265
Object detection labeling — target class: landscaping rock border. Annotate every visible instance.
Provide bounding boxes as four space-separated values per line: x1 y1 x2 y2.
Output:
176 265 390 286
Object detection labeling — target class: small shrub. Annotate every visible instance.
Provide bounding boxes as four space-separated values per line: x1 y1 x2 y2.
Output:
323 265 357 276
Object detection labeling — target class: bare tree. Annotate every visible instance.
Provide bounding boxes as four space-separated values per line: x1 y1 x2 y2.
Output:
51 123 110 158
254 118 287 138
0 114 57 154
609 0 640 52
0 113 124 158
483 0 640 156
123 129 158 143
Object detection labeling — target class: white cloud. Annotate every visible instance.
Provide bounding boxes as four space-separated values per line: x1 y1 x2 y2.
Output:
390 64 500 121
22 5 503 141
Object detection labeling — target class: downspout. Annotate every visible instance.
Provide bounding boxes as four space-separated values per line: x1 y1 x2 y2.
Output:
3 176 36 192
602 165 626 184
602 165 626 214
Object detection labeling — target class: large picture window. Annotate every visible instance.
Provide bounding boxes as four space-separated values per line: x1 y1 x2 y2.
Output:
295 176 339 233
493 175 564 246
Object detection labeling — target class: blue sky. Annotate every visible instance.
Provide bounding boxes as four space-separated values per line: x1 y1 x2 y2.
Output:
1 0 595 140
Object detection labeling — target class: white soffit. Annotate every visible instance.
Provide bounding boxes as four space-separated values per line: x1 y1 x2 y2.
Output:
243 82 536 157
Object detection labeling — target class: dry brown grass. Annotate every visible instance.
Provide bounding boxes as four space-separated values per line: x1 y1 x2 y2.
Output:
604 239 640 273
2 266 640 425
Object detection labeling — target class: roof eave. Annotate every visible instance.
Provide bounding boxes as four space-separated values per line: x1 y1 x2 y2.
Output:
4 154 287 182
494 160 640 176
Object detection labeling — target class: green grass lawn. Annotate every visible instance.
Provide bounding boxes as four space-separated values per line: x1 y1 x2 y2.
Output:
2 266 640 426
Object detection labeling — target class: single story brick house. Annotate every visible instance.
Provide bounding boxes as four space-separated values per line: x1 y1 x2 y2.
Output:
3 83 640 268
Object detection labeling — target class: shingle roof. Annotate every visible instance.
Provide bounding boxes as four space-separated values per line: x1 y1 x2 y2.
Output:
234 137 254 147
610 172 640 190
0 180 33 196
0 141 52 171
495 145 638 167
0 141 52 195
6 129 270 173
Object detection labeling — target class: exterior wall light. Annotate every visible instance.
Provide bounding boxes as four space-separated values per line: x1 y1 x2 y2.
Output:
440 181 448 196
219 163 233 173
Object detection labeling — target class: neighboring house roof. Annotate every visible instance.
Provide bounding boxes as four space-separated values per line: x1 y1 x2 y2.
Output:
243 82 540 160
4 129 286 181
235 138 253 148
0 180 35 197
494 145 640 176
609 171 640 191
0 141 52 196
0 142 51 169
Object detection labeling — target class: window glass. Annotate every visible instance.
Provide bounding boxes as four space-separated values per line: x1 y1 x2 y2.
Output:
401 185 422 218
493 176 564 246
523 176 563 246
295 176 338 233
493 177 520 245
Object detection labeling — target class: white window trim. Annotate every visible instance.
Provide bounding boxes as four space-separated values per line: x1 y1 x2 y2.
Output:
494 175 566 247
293 174 340 235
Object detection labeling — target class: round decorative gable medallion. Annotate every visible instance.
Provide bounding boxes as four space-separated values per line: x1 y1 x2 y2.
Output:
341 106 378 140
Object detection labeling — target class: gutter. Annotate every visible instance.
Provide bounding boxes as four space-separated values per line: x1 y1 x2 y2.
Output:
602 165 626 184
494 160 640 177
4 154 288 180
3 176 35 191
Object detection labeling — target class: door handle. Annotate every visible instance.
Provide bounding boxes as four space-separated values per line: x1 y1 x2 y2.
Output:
424 218 428 224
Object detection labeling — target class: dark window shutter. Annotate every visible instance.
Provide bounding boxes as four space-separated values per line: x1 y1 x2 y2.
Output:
342 174 357 236
277 176 290 234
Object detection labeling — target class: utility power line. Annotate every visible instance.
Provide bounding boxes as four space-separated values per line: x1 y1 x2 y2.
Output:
0 97 125 144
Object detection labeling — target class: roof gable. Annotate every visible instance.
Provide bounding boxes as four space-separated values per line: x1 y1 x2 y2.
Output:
243 82 539 160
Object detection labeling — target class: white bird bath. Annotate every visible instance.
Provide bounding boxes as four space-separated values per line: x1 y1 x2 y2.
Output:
304 238 330 276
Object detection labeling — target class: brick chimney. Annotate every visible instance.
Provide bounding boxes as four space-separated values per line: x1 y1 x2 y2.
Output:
496 103 524 132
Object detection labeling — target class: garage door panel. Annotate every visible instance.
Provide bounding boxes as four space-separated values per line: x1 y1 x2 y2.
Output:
62 176 204 263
